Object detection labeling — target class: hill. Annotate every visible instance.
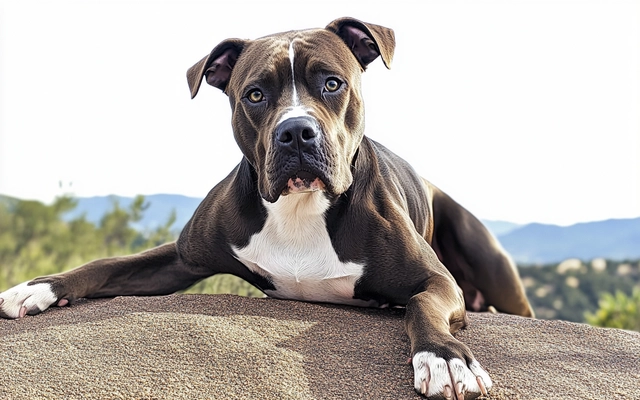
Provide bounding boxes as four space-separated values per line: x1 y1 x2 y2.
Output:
497 218 640 263
481 220 522 236
0 194 19 208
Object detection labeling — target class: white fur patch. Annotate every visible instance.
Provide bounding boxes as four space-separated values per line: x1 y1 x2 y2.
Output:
288 41 299 106
412 351 492 397
233 191 375 306
0 282 57 319
278 40 311 124
277 106 310 124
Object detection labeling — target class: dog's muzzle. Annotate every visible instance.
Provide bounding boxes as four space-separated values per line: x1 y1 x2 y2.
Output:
267 116 330 199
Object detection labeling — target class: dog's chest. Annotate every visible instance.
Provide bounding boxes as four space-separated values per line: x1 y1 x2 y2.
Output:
232 193 374 306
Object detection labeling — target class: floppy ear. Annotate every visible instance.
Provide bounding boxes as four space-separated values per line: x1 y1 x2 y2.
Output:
186 38 247 99
325 17 395 70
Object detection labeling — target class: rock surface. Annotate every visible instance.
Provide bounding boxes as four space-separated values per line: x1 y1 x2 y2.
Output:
1 294 638 399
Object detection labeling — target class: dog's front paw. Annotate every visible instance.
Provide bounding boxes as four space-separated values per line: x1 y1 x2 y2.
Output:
0 281 61 319
412 351 492 399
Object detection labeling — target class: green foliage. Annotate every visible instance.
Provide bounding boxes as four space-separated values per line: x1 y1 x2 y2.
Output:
585 288 640 331
99 195 148 252
518 259 640 329
0 194 264 298
184 274 264 297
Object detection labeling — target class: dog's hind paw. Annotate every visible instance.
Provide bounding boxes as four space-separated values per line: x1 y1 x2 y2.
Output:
412 351 492 399
0 281 59 319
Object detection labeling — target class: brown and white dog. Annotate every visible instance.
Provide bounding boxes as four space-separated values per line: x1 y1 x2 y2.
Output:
0 17 533 399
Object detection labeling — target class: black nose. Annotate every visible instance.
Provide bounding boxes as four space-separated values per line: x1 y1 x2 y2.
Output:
275 116 320 152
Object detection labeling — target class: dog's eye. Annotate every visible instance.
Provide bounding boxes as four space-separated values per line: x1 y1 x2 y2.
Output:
247 89 264 103
325 78 341 92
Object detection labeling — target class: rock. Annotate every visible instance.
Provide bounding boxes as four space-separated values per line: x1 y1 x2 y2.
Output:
1 294 638 399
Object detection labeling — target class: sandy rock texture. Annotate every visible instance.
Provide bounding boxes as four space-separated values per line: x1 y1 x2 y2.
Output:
1 294 638 399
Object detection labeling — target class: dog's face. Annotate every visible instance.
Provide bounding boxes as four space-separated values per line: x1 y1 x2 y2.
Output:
187 18 394 203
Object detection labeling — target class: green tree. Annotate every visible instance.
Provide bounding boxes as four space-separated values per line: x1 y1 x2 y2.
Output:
0 195 87 286
0 195 172 290
585 288 640 331
0 194 265 298
99 195 149 254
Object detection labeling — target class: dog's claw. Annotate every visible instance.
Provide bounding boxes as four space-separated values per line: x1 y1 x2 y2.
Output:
421 380 427 395
477 376 488 396
443 385 453 399
455 382 465 400
456 382 466 400
57 299 69 307
19 305 27 318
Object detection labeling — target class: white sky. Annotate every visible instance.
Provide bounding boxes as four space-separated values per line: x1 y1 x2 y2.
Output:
0 0 638 226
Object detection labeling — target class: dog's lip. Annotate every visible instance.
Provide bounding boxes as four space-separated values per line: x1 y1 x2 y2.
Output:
262 168 332 203
283 171 327 194
292 170 320 182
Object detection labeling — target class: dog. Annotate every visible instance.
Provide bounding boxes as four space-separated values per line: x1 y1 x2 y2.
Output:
0 17 534 399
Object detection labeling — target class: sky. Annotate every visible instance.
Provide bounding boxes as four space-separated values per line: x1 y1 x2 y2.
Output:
0 0 638 226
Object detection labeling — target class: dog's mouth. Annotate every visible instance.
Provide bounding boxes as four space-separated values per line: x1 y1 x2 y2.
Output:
281 171 327 196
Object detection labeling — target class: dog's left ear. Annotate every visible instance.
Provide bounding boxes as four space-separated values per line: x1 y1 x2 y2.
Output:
187 38 247 99
325 17 395 70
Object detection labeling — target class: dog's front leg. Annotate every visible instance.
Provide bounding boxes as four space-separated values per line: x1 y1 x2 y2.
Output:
0 242 211 319
406 274 492 399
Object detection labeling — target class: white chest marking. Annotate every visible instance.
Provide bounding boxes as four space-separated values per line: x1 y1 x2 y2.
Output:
232 192 373 306
278 40 310 124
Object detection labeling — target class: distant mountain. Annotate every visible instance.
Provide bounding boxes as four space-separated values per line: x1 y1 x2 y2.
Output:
497 218 640 264
63 194 202 232
0 194 19 208
481 220 522 237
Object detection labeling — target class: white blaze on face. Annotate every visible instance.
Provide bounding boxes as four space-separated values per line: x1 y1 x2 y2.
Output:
289 41 299 106
278 39 309 124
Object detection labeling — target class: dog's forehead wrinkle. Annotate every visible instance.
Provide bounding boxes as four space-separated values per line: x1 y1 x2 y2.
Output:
231 38 290 93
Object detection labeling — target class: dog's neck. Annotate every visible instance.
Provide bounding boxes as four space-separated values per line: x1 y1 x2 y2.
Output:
262 191 330 234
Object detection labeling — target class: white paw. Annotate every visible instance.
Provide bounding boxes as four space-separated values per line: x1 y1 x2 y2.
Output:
0 282 57 319
413 351 492 399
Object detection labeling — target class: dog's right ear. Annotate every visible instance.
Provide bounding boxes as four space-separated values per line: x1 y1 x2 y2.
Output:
187 39 246 99
326 17 395 70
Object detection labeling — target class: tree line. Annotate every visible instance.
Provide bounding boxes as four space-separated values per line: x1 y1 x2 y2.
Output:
0 194 637 330
0 194 262 298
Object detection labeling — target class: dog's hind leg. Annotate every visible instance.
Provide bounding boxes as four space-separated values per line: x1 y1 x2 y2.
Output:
429 185 534 318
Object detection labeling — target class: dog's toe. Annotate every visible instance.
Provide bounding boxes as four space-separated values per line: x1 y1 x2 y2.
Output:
412 351 492 399
0 282 58 319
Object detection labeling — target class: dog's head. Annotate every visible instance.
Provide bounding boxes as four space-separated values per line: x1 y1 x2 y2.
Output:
187 17 395 203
